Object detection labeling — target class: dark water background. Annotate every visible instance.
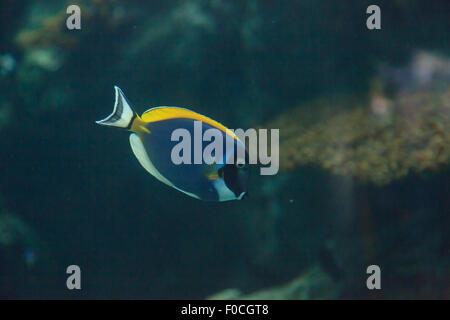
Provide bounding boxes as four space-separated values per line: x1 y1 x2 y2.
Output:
0 0 449 299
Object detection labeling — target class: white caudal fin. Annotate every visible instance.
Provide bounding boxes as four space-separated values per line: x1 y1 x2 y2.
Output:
96 86 137 129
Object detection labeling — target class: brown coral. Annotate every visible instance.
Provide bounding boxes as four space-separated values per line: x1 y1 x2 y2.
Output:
14 0 127 51
267 86 450 185
207 266 338 300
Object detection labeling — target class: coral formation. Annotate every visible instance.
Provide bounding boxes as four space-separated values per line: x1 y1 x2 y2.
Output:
208 266 338 300
269 82 450 185
0 213 30 247
14 0 128 52
0 210 56 298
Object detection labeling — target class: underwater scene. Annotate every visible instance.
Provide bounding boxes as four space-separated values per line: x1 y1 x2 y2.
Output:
0 0 449 300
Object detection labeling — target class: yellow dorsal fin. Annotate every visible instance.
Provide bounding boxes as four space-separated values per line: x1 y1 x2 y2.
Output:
130 115 151 134
141 107 238 140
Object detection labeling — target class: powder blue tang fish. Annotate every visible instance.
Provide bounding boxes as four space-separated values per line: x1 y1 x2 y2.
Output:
96 86 249 201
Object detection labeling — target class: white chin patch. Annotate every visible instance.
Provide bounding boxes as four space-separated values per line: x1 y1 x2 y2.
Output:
213 178 237 202
237 192 246 200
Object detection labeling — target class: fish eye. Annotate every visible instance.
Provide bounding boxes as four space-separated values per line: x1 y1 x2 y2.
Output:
236 160 246 169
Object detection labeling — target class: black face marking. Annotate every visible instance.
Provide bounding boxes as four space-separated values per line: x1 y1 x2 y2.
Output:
221 157 250 197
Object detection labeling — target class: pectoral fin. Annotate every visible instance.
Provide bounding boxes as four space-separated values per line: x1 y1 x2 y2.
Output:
129 133 201 200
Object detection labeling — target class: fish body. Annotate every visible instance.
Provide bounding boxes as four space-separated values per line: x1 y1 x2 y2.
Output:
96 86 249 201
